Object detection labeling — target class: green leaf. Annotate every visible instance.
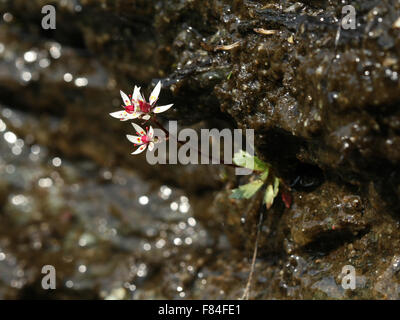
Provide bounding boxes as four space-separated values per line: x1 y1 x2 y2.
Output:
233 150 269 172
273 177 279 197
260 168 269 181
230 180 264 200
264 178 280 209
264 184 275 209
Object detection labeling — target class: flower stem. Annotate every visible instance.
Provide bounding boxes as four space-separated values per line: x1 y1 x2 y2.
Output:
152 118 170 138
240 207 264 300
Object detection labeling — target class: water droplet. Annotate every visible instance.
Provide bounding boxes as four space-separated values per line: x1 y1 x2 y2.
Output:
11 145 22 155
155 239 166 249
21 71 32 82
74 77 88 87
31 145 41 155
52 157 62 167
24 51 37 63
3 13 13 23
39 58 50 68
38 177 53 188
0 119 6 132
49 45 61 59
170 202 179 211
63 73 73 82
160 185 172 199
78 265 87 273
187 217 196 226
139 196 149 205
174 238 183 246
179 202 190 213
4 131 17 144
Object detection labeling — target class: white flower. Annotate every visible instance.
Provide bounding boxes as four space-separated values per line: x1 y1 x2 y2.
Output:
126 123 156 155
135 81 174 120
109 89 141 121
111 81 173 122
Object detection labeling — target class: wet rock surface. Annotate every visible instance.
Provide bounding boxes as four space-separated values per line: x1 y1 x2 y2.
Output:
0 0 399 299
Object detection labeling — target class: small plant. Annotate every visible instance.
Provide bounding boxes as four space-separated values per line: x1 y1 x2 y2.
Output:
229 150 291 300
230 150 291 209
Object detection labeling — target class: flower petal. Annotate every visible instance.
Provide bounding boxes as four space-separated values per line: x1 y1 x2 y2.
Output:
129 112 141 119
137 87 144 102
131 144 147 155
148 126 154 139
149 81 161 105
153 104 173 114
131 122 146 136
132 86 141 107
120 90 131 106
142 114 151 120
148 142 155 151
110 111 129 121
126 135 143 144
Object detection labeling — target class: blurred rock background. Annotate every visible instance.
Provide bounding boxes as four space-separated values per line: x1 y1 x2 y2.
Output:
0 0 399 299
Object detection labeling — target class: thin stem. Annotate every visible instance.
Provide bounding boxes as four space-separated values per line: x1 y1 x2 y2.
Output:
152 118 170 138
240 208 264 300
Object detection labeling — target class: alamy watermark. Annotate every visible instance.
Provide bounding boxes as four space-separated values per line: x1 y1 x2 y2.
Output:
341 5 356 30
341 265 356 290
144 121 255 176
41 5 56 30
41 265 56 289
40 5 356 31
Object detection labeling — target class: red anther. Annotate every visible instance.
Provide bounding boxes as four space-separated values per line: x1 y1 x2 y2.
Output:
138 100 151 113
141 135 149 144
